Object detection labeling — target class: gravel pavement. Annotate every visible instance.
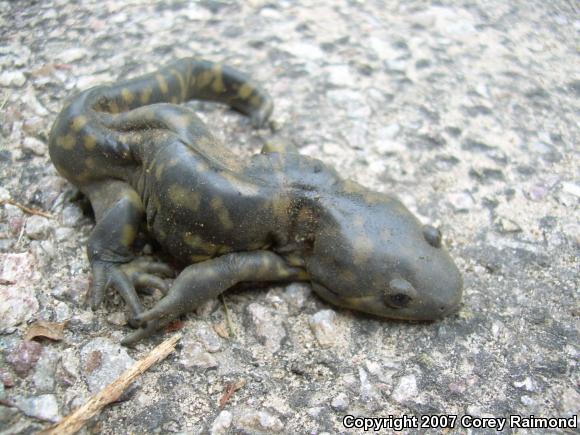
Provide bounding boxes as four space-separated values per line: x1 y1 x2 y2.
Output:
0 1 578 434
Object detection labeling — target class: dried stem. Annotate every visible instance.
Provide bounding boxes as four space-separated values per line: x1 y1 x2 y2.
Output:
39 333 181 435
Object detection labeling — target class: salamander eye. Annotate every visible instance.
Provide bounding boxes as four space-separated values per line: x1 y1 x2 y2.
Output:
385 278 417 308
423 225 442 248
390 293 412 307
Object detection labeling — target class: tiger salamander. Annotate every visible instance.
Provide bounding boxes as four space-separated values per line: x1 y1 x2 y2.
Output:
49 58 463 344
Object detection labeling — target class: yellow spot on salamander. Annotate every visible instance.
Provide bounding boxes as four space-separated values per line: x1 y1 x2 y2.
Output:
352 234 373 266
75 170 91 183
247 241 268 251
261 142 288 154
121 88 133 105
155 162 165 181
197 70 213 88
170 96 179 104
211 64 225 93
275 261 293 278
83 135 97 150
71 116 87 131
58 134 76 150
271 196 290 215
170 68 187 100
85 157 96 169
140 86 153 104
364 191 385 204
121 224 136 247
284 254 304 267
210 197 233 230
201 241 219 255
342 179 363 195
109 101 120 114
249 95 261 107
297 269 310 280
184 232 203 249
217 245 233 254
238 84 253 99
191 254 211 262
168 184 201 212
156 73 169 94
127 190 144 212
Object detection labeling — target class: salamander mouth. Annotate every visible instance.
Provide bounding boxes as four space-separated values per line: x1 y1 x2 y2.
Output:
310 281 462 321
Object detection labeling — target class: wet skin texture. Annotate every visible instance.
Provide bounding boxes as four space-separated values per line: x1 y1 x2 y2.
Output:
49 58 463 345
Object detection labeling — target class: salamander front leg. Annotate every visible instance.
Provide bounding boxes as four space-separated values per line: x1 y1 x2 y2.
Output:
86 181 172 322
121 251 304 345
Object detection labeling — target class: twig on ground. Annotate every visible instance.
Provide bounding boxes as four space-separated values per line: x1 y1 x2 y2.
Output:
39 333 182 435
0 199 54 219
220 294 236 337
0 92 10 110
219 379 246 409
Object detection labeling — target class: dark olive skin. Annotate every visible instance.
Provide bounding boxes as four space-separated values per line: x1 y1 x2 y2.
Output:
49 58 463 345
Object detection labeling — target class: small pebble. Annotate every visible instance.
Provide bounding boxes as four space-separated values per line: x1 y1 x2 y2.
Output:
32 348 59 392
25 215 52 240
392 374 418 403
0 70 26 87
54 301 72 322
247 302 286 354
283 283 311 310
80 338 135 394
6 341 43 377
180 341 218 369
496 217 522 233
282 41 324 60
326 65 354 87
0 367 15 387
237 409 284 433
309 309 339 347
561 181 580 197
448 191 475 212
0 254 40 328
559 387 580 417
61 204 84 227
211 410 233 435
331 392 349 411
59 347 80 384
16 394 60 422
56 47 88 63
21 137 46 156
195 323 221 353
106 311 127 326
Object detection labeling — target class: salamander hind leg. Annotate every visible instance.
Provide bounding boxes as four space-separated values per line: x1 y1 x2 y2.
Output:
86 181 172 322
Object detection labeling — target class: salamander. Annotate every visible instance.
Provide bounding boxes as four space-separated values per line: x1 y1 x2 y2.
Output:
49 58 463 345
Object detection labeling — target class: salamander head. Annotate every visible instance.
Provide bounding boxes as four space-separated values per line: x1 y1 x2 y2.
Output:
304 191 463 321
